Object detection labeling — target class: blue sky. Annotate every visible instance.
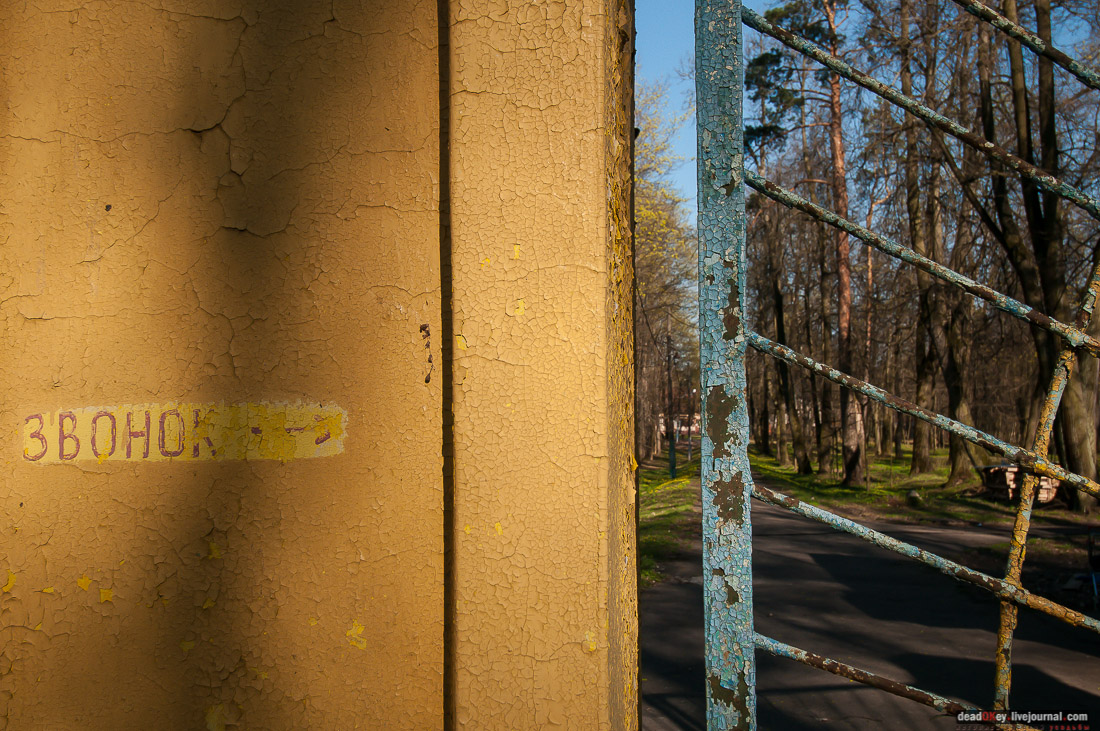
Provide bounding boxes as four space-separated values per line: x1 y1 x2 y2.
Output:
635 1 770 211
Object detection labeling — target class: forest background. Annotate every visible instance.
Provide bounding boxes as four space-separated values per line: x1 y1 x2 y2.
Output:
632 0 1100 511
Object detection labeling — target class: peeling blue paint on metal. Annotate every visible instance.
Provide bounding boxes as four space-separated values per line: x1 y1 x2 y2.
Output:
697 0 755 727
754 634 980 715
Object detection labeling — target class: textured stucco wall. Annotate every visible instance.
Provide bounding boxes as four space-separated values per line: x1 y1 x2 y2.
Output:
0 2 443 728
447 1 636 728
1 0 635 728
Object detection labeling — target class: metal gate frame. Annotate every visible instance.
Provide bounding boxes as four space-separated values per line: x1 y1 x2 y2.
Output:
696 0 1100 727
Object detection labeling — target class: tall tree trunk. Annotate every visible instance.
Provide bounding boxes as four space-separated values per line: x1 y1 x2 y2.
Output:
899 0 935 475
773 266 813 474
824 0 864 486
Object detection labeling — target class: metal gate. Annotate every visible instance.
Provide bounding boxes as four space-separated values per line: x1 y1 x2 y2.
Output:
695 0 1100 727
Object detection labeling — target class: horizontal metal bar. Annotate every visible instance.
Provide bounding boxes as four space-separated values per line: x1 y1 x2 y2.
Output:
752 483 1100 634
753 633 976 715
745 171 1100 357
746 331 1100 499
741 7 1100 222
949 0 1100 91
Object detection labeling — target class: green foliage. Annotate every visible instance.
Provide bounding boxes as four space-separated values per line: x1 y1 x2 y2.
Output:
637 449 700 588
745 48 803 154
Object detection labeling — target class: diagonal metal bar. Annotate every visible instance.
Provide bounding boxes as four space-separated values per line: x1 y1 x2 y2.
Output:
741 6 1100 222
752 483 1100 634
994 285 1100 704
753 634 978 716
948 0 1100 91
745 170 1100 357
746 331 1100 498
697 0 755 727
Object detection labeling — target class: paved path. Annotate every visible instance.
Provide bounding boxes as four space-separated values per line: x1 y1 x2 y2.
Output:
640 490 1100 729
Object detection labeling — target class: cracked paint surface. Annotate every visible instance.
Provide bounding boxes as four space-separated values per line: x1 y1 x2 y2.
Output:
1 1 442 728
21 402 346 463
448 0 636 728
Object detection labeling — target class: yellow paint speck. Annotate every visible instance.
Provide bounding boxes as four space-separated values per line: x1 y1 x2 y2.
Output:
584 630 598 653
207 542 222 559
480 256 491 267
99 588 113 603
118 559 125 566
202 598 216 610
514 299 526 316
180 640 195 652
2 571 15 593
463 524 471 535
494 522 503 536
308 616 319 626
40 586 55 594
513 244 521 259
205 704 227 731
33 622 42 631
346 619 367 650
456 334 468 350
77 575 91 591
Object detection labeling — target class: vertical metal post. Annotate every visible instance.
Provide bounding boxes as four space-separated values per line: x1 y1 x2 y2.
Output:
697 1 755 728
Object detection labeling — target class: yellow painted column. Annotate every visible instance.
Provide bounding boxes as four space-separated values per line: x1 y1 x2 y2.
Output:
446 1 637 728
0 2 442 729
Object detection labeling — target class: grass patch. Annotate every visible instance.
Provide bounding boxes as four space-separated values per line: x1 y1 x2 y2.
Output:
638 448 700 588
747 445 1088 529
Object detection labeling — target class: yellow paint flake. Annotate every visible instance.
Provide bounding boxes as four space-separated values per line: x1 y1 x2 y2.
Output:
202 598 216 610
20 402 347 465
494 522 503 536
180 640 195 652
456 334 468 350
463 524 471 535
77 575 91 590
514 299 526 316
346 620 367 650
207 542 223 559
583 631 598 653
205 704 227 731
34 622 42 631
513 243 521 259
2 572 15 592
308 616 319 626
99 588 113 603
40 587 55 594
480 256 491 267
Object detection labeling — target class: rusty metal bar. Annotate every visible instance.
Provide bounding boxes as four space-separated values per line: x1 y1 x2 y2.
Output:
745 171 1100 357
752 483 1100 634
746 331 1100 498
994 346 1075 707
948 0 1100 91
753 634 977 715
741 7 1100 222
697 0 756 727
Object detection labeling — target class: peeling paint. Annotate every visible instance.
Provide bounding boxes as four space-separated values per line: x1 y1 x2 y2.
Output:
20 402 347 464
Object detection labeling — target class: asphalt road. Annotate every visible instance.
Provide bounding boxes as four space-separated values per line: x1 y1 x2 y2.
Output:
640 491 1100 730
